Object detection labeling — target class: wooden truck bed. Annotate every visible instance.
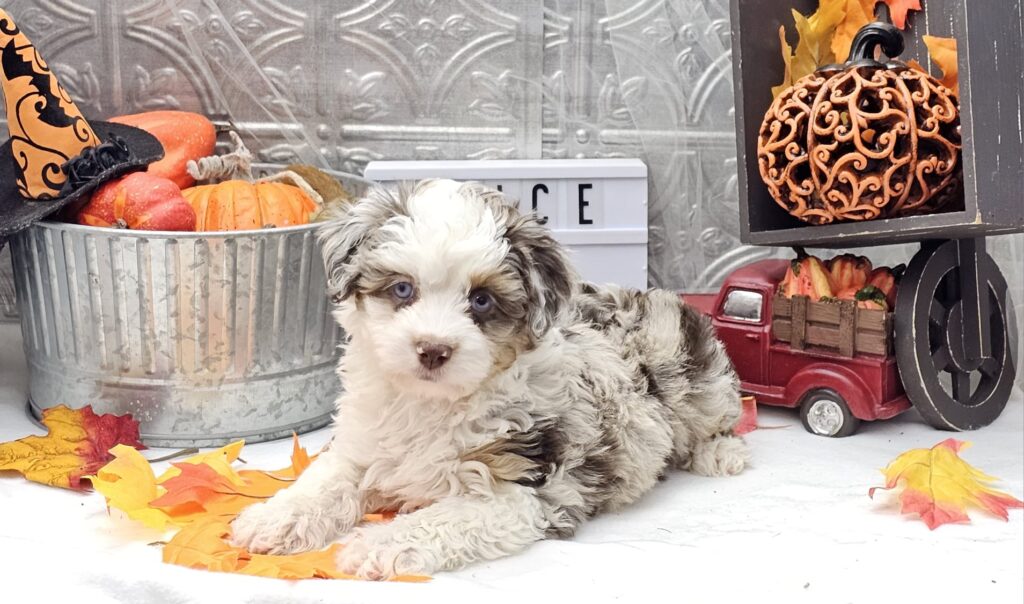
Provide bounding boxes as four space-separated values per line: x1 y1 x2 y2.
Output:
771 295 893 358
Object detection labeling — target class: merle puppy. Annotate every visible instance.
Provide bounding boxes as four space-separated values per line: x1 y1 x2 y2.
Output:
230 179 748 579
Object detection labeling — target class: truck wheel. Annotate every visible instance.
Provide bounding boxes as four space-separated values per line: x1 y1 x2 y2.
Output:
800 390 860 437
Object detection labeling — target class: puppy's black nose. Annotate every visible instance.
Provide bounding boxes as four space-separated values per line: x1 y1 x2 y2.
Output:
416 342 453 370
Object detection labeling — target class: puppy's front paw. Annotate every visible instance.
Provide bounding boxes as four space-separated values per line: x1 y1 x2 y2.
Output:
690 434 749 477
337 528 435 580
230 499 337 555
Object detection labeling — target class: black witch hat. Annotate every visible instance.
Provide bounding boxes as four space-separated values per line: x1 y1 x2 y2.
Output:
0 8 163 242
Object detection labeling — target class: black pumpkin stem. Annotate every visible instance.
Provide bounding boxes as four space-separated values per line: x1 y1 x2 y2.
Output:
846 22 905 64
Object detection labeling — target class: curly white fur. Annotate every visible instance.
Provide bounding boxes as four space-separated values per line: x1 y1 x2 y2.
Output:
231 179 748 579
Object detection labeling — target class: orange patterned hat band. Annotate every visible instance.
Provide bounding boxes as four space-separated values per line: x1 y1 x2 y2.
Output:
0 9 99 200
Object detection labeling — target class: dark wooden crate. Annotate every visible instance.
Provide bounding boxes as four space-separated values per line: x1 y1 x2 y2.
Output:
772 295 892 357
729 0 1024 248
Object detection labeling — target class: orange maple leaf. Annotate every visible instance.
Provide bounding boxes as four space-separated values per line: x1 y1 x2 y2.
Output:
869 439 1024 529
881 0 922 30
93 434 418 580
148 460 295 522
831 0 878 61
0 405 143 490
164 519 429 581
93 435 309 528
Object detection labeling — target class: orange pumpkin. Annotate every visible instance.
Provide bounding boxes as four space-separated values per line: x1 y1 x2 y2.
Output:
867 266 901 308
836 285 888 311
778 251 834 301
827 254 872 292
78 172 196 231
109 111 216 189
182 180 318 231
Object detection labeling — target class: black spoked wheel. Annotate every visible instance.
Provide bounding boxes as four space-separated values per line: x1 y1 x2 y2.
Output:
895 240 1018 431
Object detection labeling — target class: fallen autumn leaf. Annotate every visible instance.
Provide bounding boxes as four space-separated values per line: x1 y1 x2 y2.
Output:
92 434 422 581
0 405 143 490
869 439 1023 529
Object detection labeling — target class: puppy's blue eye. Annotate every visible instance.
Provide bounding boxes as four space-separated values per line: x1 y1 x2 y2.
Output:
391 281 415 301
470 291 493 313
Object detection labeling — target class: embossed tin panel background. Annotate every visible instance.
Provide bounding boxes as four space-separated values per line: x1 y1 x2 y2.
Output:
0 0 1021 353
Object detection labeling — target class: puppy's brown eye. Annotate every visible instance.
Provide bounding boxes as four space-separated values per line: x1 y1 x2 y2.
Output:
470 290 494 313
390 281 415 302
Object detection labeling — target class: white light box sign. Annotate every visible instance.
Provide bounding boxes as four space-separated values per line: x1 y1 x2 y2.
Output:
363 159 648 290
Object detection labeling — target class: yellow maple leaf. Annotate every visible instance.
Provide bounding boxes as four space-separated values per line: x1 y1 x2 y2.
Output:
156 440 245 485
95 437 304 528
0 405 143 490
90 444 175 530
773 0 847 98
922 35 958 96
869 439 1023 529
771 26 796 99
791 1 847 82
831 0 878 62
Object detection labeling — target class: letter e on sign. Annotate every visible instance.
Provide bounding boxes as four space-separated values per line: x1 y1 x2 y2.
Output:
570 181 601 227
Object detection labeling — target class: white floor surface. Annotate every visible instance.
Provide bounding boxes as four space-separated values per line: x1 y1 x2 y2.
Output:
1 322 1022 604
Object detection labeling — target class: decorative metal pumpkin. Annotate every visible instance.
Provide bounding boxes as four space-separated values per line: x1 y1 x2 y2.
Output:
758 23 963 225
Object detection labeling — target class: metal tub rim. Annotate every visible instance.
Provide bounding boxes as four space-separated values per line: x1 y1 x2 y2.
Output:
33 218 323 239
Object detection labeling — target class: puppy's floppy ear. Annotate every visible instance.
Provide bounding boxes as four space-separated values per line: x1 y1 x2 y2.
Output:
317 185 405 303
506 214 577 338
455 182 575 337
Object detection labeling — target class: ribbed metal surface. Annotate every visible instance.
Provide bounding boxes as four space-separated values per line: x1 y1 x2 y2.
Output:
0 244 15 322
10 221 342 447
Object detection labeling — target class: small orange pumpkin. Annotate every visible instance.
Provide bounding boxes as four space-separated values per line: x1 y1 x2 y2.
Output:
78 172 196 231
180 131 322 231
182 181 317 231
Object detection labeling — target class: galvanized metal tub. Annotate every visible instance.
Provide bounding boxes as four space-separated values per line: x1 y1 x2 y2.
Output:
9 171 363 447
0 244 16 322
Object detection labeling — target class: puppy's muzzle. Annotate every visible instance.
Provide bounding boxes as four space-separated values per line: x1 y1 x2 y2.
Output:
416 342 453 370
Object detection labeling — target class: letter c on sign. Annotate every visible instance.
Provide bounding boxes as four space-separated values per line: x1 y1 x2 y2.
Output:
532 184 549 225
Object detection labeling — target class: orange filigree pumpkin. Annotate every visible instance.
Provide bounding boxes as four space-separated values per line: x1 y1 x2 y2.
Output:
182 181 317 231
758 23 962 224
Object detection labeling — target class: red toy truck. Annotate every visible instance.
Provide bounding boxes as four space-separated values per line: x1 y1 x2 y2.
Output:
683 259 910 437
